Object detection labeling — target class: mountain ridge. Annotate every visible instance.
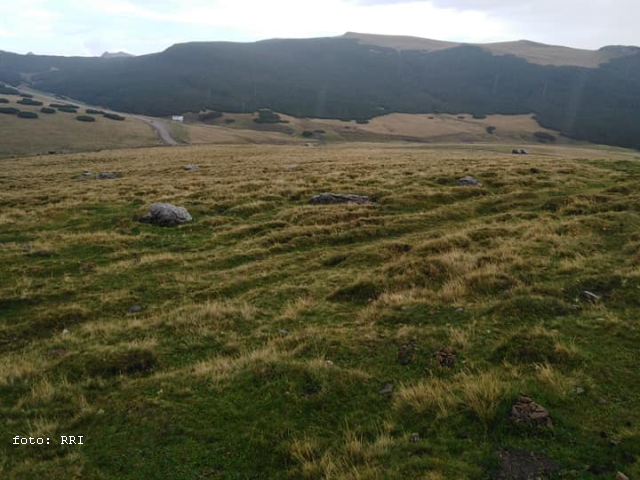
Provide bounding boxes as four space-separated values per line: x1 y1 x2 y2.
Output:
2 33 640 149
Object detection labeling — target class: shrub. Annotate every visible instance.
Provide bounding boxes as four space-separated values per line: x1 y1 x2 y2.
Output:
302 130 314 138
57 106 79 113
19 93 34 98
473 113 487 119
17 111 38 119
224 118 235 124
486 126 496 134
50 103 79 109
534 131 557 143
17 98 44 106
0 98 8 104
328 281 382 305
0 107 19 115
104 113 125 121
457 115 465 119
356 119 370 124
76 115 96 122
254 109 284 124
86 109 105 115
40 107 56 114
0 85 20 95
199 110 223 121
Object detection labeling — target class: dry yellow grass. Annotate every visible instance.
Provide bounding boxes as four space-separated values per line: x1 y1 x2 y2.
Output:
0 93 160 157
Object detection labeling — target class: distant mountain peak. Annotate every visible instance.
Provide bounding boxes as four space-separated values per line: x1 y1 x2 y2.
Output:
101 51 134 59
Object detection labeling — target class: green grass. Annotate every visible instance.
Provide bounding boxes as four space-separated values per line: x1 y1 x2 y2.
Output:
0 144 639 479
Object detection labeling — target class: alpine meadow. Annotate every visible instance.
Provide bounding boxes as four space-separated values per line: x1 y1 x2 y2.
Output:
1 5 640 480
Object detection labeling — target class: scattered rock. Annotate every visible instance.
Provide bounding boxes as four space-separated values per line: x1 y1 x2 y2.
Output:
96 172 118 180
184 165 200 171
434 347 458 368
140 203 193 227
510 395 553 428
597 397 608 405
75 171 95 179
494 449 560 480
379 383 394 395
128 305 143 315
456 307 465 313
21 244 32 253
397 340 419 365
512 149 521 155
576 387 585 394
309 193 374 205
62 328 70 336
325 360 334 366
284 165 301 171
617 472 630 480
409 433 421 443
519 149 529 155
278 329 289 335
583 291 600 302
457 176 483 187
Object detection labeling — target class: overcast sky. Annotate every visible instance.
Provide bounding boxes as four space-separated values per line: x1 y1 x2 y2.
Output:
1 0 637 56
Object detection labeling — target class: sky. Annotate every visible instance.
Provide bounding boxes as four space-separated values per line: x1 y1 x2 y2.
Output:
0 0 637 56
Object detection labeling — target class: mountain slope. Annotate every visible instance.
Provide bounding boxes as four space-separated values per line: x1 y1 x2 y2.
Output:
344 32 640 68
1 34 640 149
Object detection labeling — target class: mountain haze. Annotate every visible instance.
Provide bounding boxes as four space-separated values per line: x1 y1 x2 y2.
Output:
2 33 640 149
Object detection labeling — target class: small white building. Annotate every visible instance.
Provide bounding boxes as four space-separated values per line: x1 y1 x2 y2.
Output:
171 115 184 123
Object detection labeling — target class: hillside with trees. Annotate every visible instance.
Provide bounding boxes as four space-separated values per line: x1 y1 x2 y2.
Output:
1 34 640 149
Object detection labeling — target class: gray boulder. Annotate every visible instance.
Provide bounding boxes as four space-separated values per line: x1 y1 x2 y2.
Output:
184 165 200 171
141 203 193 227
519 149 529 155
458 176 483 187
309 193 373 205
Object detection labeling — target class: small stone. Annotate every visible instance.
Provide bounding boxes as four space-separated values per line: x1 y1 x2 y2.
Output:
309 193 374 205
62 328 70 336
457 176 482 187
379 383 394 395
325 360 334 366
409 433 420 443
278 329 289 335
128 305 143 315
519 149 529 155
456 307 465 313
184 165 200 171
434 347 458 368
510 395 553 428
617 472 630 480
597 397 608 405
284 165 300 171
397 340 418 365
583 291 600 302
576 387 585 394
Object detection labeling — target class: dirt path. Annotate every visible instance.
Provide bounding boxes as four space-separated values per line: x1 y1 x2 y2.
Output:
130 116 179 146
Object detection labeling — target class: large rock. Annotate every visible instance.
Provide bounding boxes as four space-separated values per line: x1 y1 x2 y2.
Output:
458 176 483 187
140 203 193 227
309 193 373 205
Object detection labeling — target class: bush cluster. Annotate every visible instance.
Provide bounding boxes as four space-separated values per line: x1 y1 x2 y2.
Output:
199 110 223 121
254 109 286 124
40 107 56 114
17 111 38 119
103 113 125 121
0 107 19 115
17 98 44 106
76 115 96 122
0 85 20 95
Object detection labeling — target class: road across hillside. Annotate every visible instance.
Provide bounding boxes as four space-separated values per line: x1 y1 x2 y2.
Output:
18 85 180 146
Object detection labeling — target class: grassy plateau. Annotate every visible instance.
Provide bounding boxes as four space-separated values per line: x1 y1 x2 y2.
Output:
0 143 639 479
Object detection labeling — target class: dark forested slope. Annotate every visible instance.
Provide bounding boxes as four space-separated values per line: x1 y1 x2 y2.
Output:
2 35 640 148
